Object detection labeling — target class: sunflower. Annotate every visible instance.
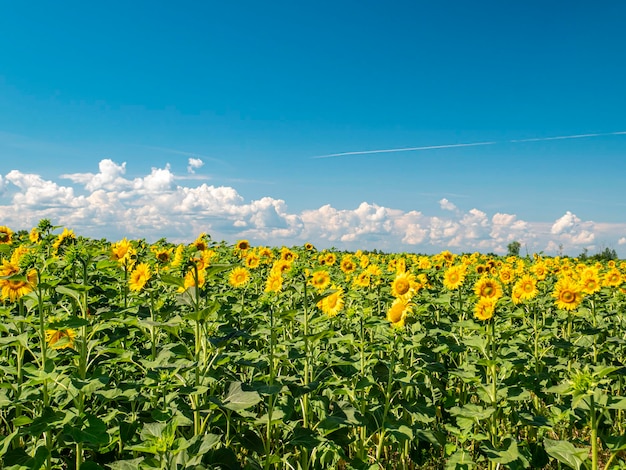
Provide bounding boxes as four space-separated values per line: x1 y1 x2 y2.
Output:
53 228 76 254
129 263 151 292
258 246 274 262
271 259 292 276
245 252 261 269
309 270 331 291
512 274 538 301
151 245 173 264
0 261 37 302
304 242 315 251
498 265 515 285
170 244 185 268
579 270 601 295
603 268 622 288
324 253 337 266
474 277 503 300
265 271 283 293
353 271 371 288
45 328 76 350
229 267 250 288
179 268 206 292
340 255 357 274
443 265 467 290
552 277 583 311
531 262 548 280
387 297 412 328
280 248 297 263
474 297 497 321
0 226 13 244
192 233 209 252
111 238 133 264
29 227 41 244
235 239 251 252
10 246 30 265
316 285 344 318
391 271 416 299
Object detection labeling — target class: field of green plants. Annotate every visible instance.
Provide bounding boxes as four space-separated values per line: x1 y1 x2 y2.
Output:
1 221 626 470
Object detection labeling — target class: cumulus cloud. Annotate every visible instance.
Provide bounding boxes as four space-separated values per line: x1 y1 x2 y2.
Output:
187 158 204 174
1 159 625 256
439 198 457 211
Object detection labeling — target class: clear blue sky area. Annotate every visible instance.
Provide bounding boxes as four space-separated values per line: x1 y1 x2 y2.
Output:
1 2 626 256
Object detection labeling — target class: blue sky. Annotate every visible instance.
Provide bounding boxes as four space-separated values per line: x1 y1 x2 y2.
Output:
1 1 626 256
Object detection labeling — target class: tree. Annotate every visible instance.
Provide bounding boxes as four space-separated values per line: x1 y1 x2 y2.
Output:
507 241 521 257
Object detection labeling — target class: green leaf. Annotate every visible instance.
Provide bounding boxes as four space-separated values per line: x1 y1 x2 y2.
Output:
65 414 109 447
106 457 145 469
482 437 523 465
223 382 262 411
0 430 18 457
543 438 589 470
445 449 476 470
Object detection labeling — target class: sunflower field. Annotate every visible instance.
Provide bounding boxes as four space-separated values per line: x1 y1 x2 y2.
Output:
1 221 626 470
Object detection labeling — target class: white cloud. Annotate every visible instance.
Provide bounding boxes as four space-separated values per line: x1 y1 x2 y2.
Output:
187 158 204 174
439 198 457 211
1 159 625 257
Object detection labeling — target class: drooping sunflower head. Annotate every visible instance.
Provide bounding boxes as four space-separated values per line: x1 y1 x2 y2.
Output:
0 261 37 302
474 297 497 321
129 263 151 292
387 297 412 328
29 227 41 244
53 228 76 255
265 271 283 293
443 265 467 290
474 277 503 300
0 226 13 244
180 268 206 292
111 238 133 264
316 285 345 318
45 328 77 350
353 271 371 288
229 266 250 288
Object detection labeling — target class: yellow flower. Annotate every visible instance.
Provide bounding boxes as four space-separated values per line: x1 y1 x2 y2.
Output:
265 271 283 293
387 297 412 328
0 261 37 302
391 271 416 299
29 227 41 243
151 245 173 264
603 268 622 288
45 328 76 350
579 268 601 295
512 274 538 302
340 255 357 274
304 242 315 251
0 226 13 244
129 263 151 292
245 252 261 269
170 244 185 268
443 265 466 290
53 228 76 254
309 270 331 291
179 268 206 292
280 248 297 263
353 271 371 288
10 246 30 265
191 233 209 252
317 285 344 317
229 267 250 288
552 277 583 311
498 265 515 285
271 259 292 276
235 239 251 252
474 277 503 300
474 297 497 321
111 238 134 265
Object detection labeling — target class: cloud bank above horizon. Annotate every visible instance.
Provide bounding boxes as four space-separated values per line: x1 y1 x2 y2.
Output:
1 158 625 256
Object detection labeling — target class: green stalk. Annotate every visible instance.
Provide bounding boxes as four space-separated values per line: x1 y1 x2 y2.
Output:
300 277 311 470
36 270 52 470
264 304 276 470
589 394 598 470
375 334 399 463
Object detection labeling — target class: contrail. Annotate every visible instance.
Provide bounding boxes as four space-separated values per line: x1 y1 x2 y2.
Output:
312 131 626 159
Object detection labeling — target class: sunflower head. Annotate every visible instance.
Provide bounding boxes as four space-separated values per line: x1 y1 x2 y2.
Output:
552 277 583 311
316 285 345 318
129 263 151 292
387 297 412 328
474 297 497 321
309 270 331 291
45 328 77 350
443 265 466 290
0 226 13 244
265 271 283 293
229 267 251 288
474 277 503 300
